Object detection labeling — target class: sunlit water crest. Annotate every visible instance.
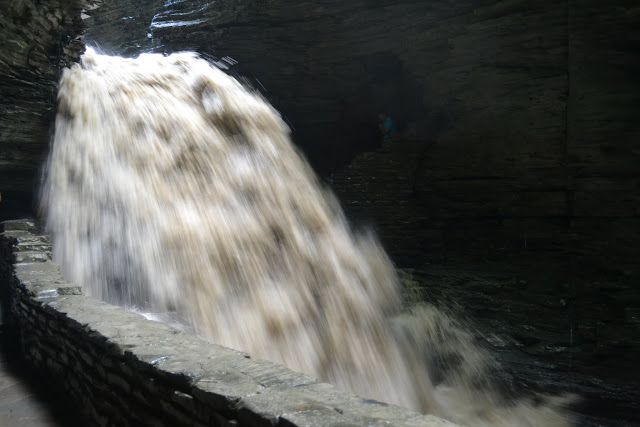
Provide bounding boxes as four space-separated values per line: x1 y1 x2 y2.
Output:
42 48 573 426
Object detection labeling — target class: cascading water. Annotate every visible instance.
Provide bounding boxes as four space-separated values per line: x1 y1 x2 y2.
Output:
41 48 573 426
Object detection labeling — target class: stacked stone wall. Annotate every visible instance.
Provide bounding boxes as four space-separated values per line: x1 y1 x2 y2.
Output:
0 219 454 427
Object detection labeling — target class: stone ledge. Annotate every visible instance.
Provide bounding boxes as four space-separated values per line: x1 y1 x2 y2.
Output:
0 219 457 426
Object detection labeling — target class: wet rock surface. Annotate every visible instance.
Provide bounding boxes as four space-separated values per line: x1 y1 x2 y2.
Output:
0 0 88 220
397 261 640 426
82 0 163 56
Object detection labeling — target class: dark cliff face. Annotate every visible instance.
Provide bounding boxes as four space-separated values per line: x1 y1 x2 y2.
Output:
81 0 640 267
82 0 164 55
2 0 639 268
0 0 87 220
3 0 640 262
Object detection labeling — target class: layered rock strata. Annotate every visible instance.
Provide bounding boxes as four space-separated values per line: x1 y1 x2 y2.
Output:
0 0 89 220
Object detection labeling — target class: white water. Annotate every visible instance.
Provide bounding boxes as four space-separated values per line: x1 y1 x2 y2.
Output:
42 48 573 426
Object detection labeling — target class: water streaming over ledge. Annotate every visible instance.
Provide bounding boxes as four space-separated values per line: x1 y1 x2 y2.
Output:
41 48 574 426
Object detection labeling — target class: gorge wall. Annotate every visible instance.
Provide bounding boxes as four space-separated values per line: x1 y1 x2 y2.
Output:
0 0 89 220
82 0 640 270
2 0 639 270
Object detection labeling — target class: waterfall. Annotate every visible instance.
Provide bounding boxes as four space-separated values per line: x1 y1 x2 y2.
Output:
41 48 573 426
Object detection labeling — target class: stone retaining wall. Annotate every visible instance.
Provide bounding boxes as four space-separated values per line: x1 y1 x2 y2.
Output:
0 219 453 427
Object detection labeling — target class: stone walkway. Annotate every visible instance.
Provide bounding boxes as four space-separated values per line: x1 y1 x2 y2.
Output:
0 321 86 426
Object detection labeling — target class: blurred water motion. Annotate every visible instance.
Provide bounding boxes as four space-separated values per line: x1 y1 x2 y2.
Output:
41 48 573 426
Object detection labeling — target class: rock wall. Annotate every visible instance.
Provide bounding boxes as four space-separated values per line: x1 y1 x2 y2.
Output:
82 0 164 56
0 0 637 276
80 0 640 269
331 0 640 270
0 219 455 427
0 0 88 220
333 132 639 272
